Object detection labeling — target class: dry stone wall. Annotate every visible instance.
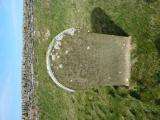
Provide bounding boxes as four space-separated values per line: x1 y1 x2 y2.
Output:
22 0 38 120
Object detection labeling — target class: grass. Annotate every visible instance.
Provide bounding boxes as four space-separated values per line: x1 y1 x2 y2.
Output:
33 0 160 119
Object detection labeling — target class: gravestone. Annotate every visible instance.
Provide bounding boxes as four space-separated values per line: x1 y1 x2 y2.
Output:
47 28 131 91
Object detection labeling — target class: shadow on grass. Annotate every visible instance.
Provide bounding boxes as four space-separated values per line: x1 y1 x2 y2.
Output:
155 34 160 56
91 7 128 36
143 0 157 3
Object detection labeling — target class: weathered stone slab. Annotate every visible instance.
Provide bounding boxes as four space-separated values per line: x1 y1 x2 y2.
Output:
51 31 131 90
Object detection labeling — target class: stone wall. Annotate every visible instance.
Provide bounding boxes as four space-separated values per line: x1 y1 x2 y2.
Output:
22 0 38 120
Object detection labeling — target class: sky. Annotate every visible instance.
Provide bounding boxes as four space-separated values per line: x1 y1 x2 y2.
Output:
0 0 23 120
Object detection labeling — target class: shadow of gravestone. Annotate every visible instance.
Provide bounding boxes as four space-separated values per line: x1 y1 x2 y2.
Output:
143 0 157 3
155 34 160 56
91 7 128 36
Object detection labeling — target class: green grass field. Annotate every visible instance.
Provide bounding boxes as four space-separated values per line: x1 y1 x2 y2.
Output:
33 0 160 119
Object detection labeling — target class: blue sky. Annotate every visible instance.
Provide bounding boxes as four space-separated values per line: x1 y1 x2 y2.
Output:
0 0 23 120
